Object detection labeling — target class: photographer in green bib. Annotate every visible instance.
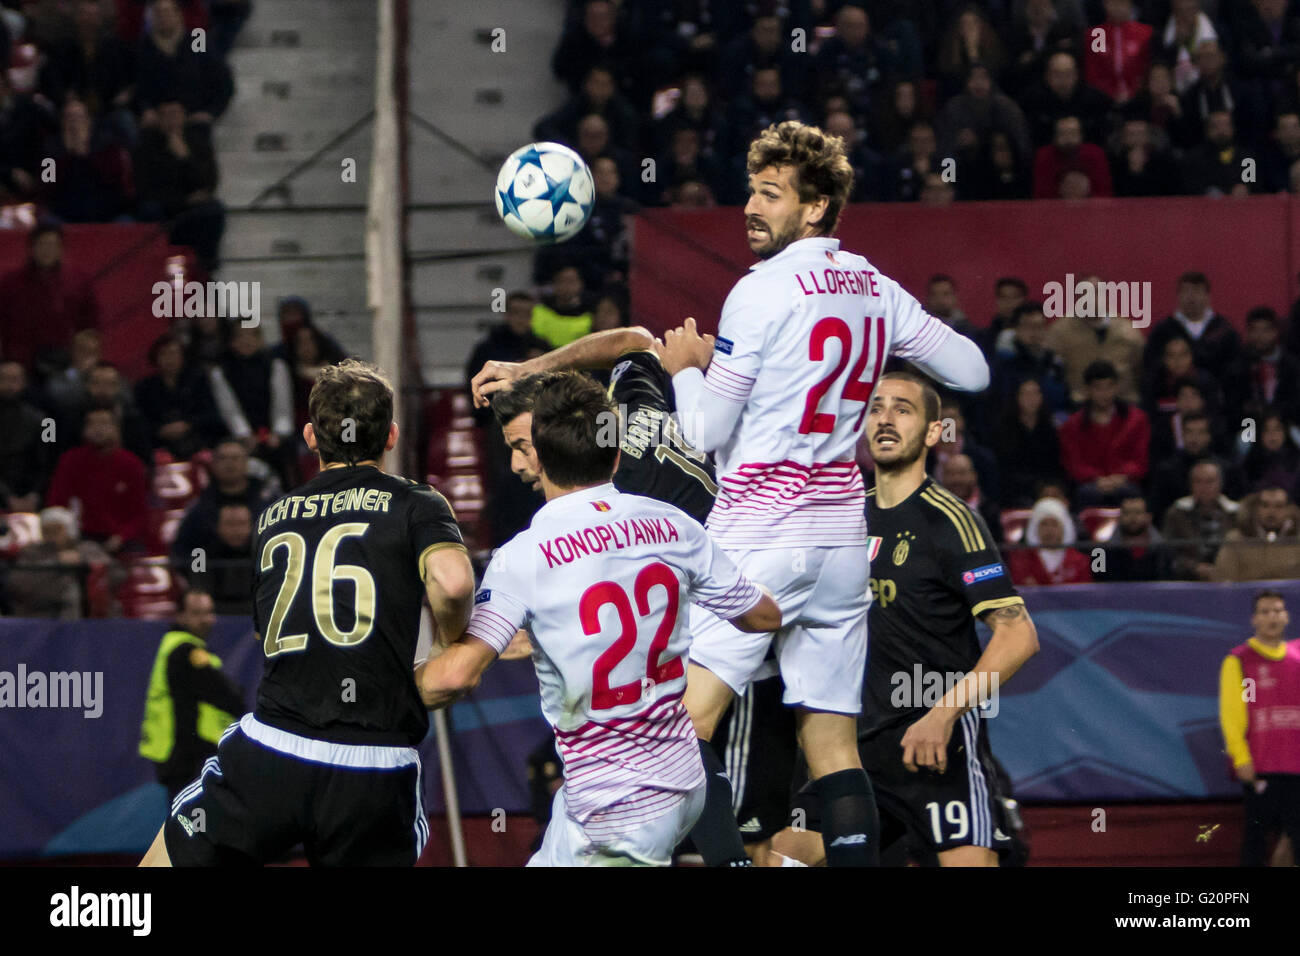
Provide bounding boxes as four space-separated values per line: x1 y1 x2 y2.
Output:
140 589 246 801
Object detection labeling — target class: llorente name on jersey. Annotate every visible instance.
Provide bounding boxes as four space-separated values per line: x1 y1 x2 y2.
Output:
257 488 394 534
795 267 881 298
539 517 681 568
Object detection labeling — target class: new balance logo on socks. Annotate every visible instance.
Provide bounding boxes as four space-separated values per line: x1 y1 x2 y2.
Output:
829 834 868 846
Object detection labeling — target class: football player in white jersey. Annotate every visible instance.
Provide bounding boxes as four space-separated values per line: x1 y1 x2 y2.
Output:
420 372 780 866
657 121 991 867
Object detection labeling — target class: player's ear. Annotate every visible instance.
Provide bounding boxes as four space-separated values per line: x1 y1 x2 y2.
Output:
385 422 399 452
924 419 944 448
303 423 317 452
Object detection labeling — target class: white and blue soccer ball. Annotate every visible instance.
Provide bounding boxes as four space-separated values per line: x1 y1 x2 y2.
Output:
494 142 595 243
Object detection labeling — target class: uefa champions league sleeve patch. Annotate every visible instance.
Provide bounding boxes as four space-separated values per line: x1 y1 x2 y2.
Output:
714 337 734 355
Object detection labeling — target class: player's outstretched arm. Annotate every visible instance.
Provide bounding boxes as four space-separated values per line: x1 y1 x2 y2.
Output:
901 602 1039 773
728 586 782 633
418 637 498 709
424 547 476 647
470 327 656 407
906 322 989 392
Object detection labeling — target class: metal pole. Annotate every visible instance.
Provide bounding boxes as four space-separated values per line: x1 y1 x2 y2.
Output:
432 708 468 867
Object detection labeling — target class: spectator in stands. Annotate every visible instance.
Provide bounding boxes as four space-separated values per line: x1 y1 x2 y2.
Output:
1021 51 1111 147
984 276 1028 356
886 120 942 202
531 265 593 349
1260 112 1300 192
1181 110 1260 195
1008 495 1093 585
934 64 1033 174
1126 61 1186 141
114 0 210 45
991 301 1070 414
938 453 1003 542
718 66 812 174
1178 40 1266 150
54 360 152 465
0 70 56 204
1145 271 1242 386
930 398 1000 503
39 0 135 142
0 360 52 511
463 291 549 423
1218 588 1300 868
45 406 147 555
1214 485 1300 582
1228 307 1300 426
170 436 276 572
535 65 641 155
823 110 889 202
1033 115 1113 198
919 170 957 205
1104 495 1170 581
7 505 120 618
269 296 345 370
181 311 230 372
1242 411 1300 500
652 73 722 159
1159 0 1220 95
1143 332 1226 460
183 501 253 615
537 154 636 287
1006 0 1080 97
1234 0 1300 108
995 377 1065 508
134 99 225 270
134 332 222 460
936 5 1006 100
716 12 808 105
813 4 902 119
924 274 974 339
0 223 98 375
1109 116 1179 196
572 113 638 202
1149 410 1246 519
41 327 100 423
1058 359 1151 507
870 79 929 157
286 322 346 435
210 323 295 485
973 128 1034 199
41 96 135 223
1163 459 1239 580
1044 273 1145 404
550 0 641 104
134 0 233 121
1085 0 1152 105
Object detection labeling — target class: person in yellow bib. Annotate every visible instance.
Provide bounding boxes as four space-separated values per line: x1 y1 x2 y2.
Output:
139 588 246 801
530 265 594 348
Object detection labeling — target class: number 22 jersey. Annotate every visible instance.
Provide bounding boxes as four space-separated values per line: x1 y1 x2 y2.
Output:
465 483 762 824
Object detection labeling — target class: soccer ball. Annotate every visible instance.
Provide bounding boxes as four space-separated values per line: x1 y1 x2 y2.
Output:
494 142 595 243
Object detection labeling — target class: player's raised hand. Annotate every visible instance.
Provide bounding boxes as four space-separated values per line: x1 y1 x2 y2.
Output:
900 708 956 774
658 316 714 376
470 360 526 408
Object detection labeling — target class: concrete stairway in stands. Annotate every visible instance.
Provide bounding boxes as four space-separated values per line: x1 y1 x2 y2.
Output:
407 0 570 385
210 0 377 357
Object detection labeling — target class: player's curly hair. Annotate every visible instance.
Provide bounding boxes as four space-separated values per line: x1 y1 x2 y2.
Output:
308 358 393 465
747 121 854 236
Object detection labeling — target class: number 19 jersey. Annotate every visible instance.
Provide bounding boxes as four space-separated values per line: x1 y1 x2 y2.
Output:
702 236 955 550
465 483 763 825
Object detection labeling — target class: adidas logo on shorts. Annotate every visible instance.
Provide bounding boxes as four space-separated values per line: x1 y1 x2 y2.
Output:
176 814 196 838
739 817 762 834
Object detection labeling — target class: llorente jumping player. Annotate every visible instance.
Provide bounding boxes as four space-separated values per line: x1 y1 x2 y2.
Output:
656 121 991 867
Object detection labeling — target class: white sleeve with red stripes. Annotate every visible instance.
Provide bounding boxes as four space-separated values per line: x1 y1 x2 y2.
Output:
671 282 767 453
463 547 531 656
686 523 765 620
884 275 990 392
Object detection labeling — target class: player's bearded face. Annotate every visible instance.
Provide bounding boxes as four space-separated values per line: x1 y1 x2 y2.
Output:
744 167 813 259
503 414 542 491
867 399 929 471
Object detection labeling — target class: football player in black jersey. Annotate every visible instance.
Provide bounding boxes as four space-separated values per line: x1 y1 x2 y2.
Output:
772 370 1039 866
141 360 476 866
471 328 799 866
